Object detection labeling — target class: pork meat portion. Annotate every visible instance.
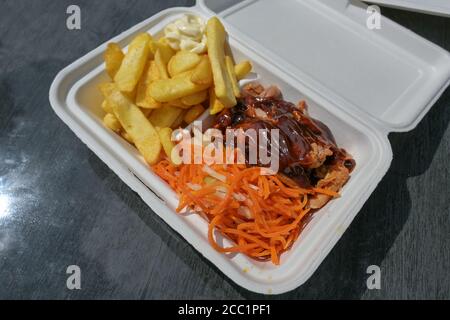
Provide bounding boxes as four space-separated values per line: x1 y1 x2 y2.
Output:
309 163 351 209
215 82 355 207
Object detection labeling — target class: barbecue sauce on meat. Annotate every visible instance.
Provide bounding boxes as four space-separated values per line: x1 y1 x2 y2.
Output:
215 95 355 188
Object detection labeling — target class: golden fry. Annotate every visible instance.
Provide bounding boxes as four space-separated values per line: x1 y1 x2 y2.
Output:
147 35 156 60
121 131 134 144
126 88 137 101
149 105 183 128
147 60 160 82
104 43 124 79
102 100 114 114
154 42 175 80
172 70 194 79
99 82 116 98
114 33 152 93
157 127 182 165
168 51 202 77
140 108 152 118
149 40 158 56
206 17 236 108
180 90 208 106
106 88 162 165
209 86 226 115
234 61 252 80
171 110 186 129
136 61 163 109
99 82 135 100
149 72 210 102
103 113 122 132
190 55 213 85
183 104 205 124
225 56 240 98
168 99 191 109
158 37 170 46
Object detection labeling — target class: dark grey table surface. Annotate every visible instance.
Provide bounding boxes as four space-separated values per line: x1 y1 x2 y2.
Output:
0 0 449 300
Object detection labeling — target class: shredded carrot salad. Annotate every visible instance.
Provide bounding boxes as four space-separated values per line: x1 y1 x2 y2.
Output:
152 155 339 265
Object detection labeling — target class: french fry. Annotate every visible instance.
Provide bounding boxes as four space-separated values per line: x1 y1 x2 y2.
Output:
114 33 152 93
171 110 186 129
157 127 182 165
158 37 170 46
168 99 191 109
209 86 226 115
168 51 202 77
104 43 124 79
126 88 138 102
99 82 116 98
225 56 240 98
147 35 156 60
121 131 134 144
149 39 158 56
172 70 194 79
140 108 152 118
184 104 205 124
147 60 160 82
234 61 252 80
99 82 136 100
149 105 183 128
180 90 208 106
149 72 210 102
102 100 114 114
206 17 236 108
103 113 122 132
154 42 175 80
136 61 163 109
191 55 213 85
106 88 162 165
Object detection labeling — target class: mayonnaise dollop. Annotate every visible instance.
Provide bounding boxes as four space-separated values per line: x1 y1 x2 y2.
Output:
164 15 207 54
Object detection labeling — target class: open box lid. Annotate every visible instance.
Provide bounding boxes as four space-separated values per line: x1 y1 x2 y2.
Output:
197 0 450 133
366 0 450 17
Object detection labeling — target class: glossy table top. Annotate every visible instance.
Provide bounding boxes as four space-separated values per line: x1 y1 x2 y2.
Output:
0 0 449 299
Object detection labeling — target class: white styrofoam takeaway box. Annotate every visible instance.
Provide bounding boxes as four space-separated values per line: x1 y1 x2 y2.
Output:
49 0 450 294
367 0 450 17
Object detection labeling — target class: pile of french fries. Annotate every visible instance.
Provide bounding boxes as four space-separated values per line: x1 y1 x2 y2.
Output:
99 17 252 165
